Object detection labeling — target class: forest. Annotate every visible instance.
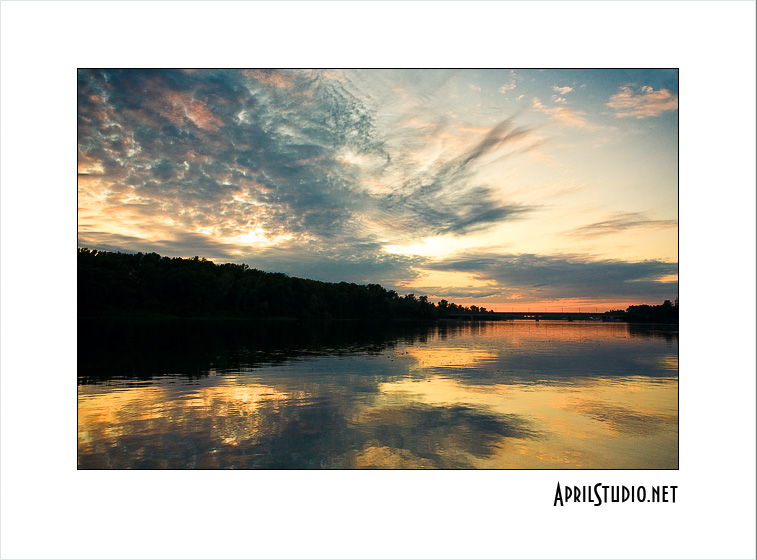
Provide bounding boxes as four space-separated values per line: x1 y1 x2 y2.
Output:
604 302 679 324
77 248 489 320
79 248 677 323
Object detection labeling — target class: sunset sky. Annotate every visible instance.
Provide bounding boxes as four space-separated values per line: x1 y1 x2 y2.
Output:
78 69 678 311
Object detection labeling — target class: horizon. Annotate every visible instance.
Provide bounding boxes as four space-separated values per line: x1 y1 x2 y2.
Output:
78 69 678 312
77 245 674 314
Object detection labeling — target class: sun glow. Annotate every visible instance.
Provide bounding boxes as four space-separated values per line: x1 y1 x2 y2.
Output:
399 270 497 291
228 227 293 246
657 274 679 283
383 236 462 258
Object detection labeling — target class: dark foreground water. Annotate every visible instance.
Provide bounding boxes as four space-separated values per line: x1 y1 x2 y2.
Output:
78 319 678 469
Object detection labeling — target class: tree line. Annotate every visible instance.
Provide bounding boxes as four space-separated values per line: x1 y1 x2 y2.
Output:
604 301 679 324
78 248 490 321
79 248 675 323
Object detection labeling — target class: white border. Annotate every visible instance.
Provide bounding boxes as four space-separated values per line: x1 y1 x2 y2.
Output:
2 1 755 559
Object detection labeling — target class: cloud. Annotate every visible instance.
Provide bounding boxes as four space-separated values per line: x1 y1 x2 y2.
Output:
569 212 678 237
79 70 385 246
545 106 594 129
426 252 678 301
78 69 534 263
383 186 531 238
567 401 670 436
353 403 538 465
77 70 676 306
498 70 518 94
456 116 530 169
553 85 573 95
607 84 678 118
532 97 596 129
77 230 244 261
242 69 297 89
368 114 537 238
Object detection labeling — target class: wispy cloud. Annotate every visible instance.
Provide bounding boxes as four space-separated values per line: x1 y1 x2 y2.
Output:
532 97 596 130
607 85 678 118
569 212 678 237
426 252 678 301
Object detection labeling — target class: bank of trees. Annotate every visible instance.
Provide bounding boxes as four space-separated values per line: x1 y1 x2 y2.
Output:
78 248 452 320
604 301 678 324
79 249 675 322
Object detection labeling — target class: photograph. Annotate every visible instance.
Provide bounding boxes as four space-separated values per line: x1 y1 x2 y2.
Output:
2 1 754 557
77 68 679 470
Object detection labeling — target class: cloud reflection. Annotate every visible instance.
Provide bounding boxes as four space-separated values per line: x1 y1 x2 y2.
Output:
79 320 677 468
348 403 539 468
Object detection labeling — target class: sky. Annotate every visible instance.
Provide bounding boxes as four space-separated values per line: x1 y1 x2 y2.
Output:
78 69 678 312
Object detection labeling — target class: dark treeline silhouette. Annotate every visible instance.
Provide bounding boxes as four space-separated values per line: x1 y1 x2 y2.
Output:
78 248 484 320
604 300 679 324
79 248 676 323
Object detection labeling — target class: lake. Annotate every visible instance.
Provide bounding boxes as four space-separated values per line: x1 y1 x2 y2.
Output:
78 318 678 469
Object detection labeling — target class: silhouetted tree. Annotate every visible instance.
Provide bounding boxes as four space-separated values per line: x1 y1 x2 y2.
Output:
78 248 440 321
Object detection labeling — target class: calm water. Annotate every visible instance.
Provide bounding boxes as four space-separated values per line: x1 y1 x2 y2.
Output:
78 319 678 469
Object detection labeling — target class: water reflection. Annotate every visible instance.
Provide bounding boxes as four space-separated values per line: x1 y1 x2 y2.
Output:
79 318 432 382
627 323 679 342
78 319 678 469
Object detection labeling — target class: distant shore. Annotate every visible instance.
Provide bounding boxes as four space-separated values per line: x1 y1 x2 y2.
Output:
78 248 677 324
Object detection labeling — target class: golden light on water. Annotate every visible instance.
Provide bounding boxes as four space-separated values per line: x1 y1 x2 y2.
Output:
403 346 497 370
78 321 677 469
78 381 298 460
376 373 677 468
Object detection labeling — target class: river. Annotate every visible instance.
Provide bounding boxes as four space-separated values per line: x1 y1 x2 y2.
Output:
78 318 678 469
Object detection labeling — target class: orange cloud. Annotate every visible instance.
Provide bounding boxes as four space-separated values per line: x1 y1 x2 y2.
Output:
532 97 596 130
160 90 223 131
243 69 296 89
607 85 678 118
78 156 104 175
